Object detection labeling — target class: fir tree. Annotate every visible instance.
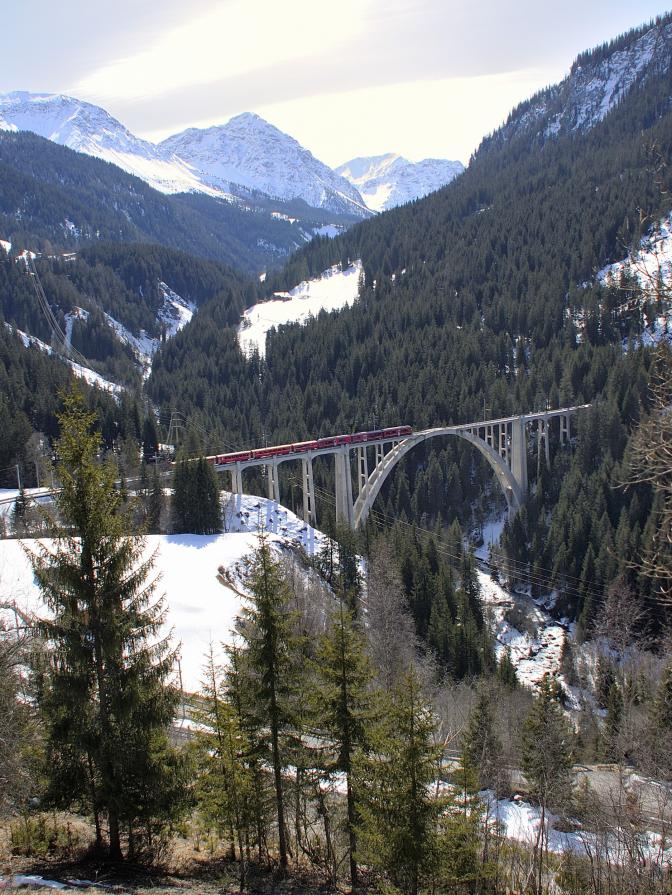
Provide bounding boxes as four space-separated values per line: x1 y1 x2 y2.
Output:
225 640 273 865
27 389 183 861
496 648 519 688
192 645 252 888
440 747 489 892
146 463 165 533
172 457 222 534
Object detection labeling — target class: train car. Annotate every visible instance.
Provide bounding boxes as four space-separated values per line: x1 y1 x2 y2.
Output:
213 450 253 465
206 426 413 467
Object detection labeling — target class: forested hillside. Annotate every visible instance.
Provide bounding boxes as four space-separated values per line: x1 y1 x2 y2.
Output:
147 19 672 632
0 131 354 273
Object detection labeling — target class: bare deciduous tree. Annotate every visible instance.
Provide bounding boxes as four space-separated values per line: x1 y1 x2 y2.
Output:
365 539 419 690
626 343 672 603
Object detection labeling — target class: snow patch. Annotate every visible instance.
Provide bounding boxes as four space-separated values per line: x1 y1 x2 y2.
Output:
64 306 89 349
104 282 195 376
239 260 362 357
597 211 672 346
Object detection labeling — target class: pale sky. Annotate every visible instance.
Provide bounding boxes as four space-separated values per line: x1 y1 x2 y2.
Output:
3 1 670 166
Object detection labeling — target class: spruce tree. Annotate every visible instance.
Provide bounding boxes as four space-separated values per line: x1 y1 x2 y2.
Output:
237 534 298 873
440 747 488 892
27 389 182 861
463 683 504 793
355 667 441 895
192 645 252 888
172 457 221 534
313 603 373 889
521 673 574 894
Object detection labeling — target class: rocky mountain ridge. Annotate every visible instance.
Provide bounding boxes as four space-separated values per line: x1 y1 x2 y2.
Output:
488 17 672 147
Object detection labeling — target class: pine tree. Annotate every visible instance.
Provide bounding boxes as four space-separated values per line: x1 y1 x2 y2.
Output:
312 603 373 889
648 660 672 776
225 640 273 865
496 648 519 688
146 463 165 533
440 747 488 892
27 389 183 860
172 457 222 534
602 681 623 761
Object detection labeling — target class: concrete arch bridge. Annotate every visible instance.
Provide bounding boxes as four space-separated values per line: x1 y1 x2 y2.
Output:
210 406 589 531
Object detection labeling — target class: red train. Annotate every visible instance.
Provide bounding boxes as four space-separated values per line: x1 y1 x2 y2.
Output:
210 426 413 467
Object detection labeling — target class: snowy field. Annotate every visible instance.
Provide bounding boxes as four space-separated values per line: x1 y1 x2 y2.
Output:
0 493 327 694
239 260 362 357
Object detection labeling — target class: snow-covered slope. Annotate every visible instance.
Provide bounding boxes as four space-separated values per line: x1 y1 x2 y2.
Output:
493 19 672 144
336 153 464 212
0 91 216 196
597 212 672 347
160 113 369 217
0 493 327 693
239 260 362 357
104 281 196 376
0 93 369 219
5 322 124 395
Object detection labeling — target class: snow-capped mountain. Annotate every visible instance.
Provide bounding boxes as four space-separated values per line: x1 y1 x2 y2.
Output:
492 18 672 145
160 113 369 217
0 91 216 196
335 153 464 212
0 93 369 218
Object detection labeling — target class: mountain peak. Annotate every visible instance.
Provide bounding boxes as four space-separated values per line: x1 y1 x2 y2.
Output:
336 153 464 212
160 115 369 216
0 89 212 195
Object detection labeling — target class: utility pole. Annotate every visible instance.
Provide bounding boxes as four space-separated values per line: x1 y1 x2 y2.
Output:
15 464 21 491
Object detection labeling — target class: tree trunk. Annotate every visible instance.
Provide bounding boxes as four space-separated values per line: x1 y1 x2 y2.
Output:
108 807 122 861
270 710 288 871
346 775 358 890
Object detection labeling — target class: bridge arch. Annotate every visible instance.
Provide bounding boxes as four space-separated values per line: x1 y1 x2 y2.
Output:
352 428 523 530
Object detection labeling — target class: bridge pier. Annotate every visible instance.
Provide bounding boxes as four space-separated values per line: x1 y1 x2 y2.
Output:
537 418 550 469
266 462 280 503
510 417 528 496
498 423 508 459
302 457 316 526
231 464 243 495
357 446 369 495
375 443 384 467
334 448 354 527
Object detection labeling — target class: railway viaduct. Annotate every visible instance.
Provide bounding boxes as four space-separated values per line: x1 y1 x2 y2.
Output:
213 406 589 531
